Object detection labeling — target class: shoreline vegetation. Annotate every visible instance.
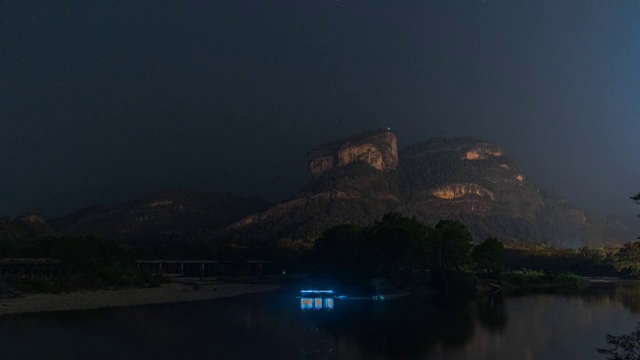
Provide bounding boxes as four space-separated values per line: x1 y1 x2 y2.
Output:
0 281 279 316
3 274 639 317
2 211 640 314
309 213 639 299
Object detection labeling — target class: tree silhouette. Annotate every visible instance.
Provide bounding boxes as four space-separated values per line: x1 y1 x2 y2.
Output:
633 193 640 239
363 213 431 278
472 237 505 275
613 242 640 277
314 223 363 274
598 322 640 359
431 219 474 271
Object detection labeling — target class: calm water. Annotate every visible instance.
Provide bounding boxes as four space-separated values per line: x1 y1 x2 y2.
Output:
1 285 640 360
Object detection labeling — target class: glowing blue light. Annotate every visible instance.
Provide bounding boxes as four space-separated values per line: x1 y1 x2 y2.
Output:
300 290 334 294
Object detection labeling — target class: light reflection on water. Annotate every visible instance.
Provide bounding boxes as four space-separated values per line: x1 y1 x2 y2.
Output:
1 285 640 359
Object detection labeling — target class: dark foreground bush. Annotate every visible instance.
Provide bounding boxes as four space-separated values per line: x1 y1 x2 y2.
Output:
598 322 640 359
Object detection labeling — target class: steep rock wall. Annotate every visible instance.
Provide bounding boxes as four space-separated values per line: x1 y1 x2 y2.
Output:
305 130 398 177
431 183 495 200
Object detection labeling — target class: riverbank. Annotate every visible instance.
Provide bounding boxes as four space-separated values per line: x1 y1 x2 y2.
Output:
0 282 280 316
588 277 640 285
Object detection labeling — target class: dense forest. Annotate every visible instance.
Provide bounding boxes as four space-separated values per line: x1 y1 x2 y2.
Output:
1 188 639 296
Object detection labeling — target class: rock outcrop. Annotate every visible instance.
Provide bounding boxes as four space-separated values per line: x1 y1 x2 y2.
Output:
431 183 495 201
229 134 636 247
396 137 545 221
464 143 505 160
305 130 399 177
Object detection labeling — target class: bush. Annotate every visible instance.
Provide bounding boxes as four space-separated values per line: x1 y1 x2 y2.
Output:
598 322 640 359
0 234 171 294
6 276 58 294
502 269 585 287
503 269 546 285
4 269 169 294
550 272 586 287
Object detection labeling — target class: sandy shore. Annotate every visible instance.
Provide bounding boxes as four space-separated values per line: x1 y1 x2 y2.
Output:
0 282 279 316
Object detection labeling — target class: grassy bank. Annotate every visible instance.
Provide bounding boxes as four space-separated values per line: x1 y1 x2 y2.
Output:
419 269 588 298
500 269 587 289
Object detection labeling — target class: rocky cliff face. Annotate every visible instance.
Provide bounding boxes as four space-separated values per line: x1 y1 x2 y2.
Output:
431 184 495 200
401 137 544 219
228 134 636 247
305 130 399 177
464 143 505 160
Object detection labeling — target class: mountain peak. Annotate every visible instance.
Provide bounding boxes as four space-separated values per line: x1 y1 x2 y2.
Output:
228 131 636 247
305 130 399 177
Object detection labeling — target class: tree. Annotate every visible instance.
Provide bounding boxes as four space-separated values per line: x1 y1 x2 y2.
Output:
613 242 640 276
313 213 433 281
580 246 608 262
633 193 640 239
363 212 432 278
313 223 363 272
610 194 640 277
44 235 130 272
274 238 312 269
598 322 640 359
275 238 312 253
431 220 474 271
221 243 249 261
472 237 505 275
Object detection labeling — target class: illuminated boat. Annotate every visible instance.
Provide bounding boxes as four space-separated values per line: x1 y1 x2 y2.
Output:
298 290 336 311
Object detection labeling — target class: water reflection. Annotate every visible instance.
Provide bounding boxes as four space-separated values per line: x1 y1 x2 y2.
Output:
293 285 640 359
1 284 640 359
476 295 508 334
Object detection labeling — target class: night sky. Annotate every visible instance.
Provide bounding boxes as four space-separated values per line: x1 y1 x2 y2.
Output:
1 0 639 218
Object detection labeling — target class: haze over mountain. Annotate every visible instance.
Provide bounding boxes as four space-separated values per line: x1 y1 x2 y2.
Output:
2 1 640 219
49 191 271 246
41 130 635 248
226 130 636 248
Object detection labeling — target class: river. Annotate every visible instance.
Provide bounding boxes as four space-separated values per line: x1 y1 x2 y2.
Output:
1 284 639 359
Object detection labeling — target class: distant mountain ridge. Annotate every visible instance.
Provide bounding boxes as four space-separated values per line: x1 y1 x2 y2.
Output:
20 130 637 248
226 131 637 247
49 190 272 245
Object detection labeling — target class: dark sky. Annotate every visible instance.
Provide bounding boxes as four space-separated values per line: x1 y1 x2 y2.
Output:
1 0 639 218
